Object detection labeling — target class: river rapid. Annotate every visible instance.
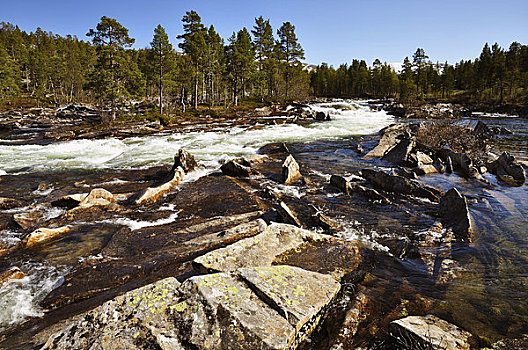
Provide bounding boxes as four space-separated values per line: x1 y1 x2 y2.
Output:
1 100 527 347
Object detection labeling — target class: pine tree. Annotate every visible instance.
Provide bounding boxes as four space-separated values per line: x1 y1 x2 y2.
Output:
252 16 275 101
150 24 175 115
87 16 136 121
226 28 254 106
178 11 207 109
276 22 304 99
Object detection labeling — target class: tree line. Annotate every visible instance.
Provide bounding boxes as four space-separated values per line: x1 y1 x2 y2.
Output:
0 12 310 116
311 43 528 105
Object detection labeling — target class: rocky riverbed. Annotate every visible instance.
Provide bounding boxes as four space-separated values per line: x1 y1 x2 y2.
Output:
0 100 527 349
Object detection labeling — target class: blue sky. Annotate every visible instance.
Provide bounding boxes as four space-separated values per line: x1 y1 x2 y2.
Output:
2 0 526 66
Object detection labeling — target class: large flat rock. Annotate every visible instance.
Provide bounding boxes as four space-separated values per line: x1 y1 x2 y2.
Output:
193 223 325 274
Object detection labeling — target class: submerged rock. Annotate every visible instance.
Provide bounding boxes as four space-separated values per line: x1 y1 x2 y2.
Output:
390 315 473 350
439 188 473 242
362 168 441 202
134 167 184 205
21 226 71 248
282 154 302 185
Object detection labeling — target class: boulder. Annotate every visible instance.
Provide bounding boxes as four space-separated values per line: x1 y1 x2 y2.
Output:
79 188 115 207
382 138 415 166
220 160 256 178
12 209 44 229
282 155 302 185
364 123 412 159
175 266 340 349
492 335 528 349
314 111 327 121
473 120 493 137
172 148 198 173
135 167 184 205
390 315 472 350
487 152 526 186
21 226 71 248
438 149 482 180
439 188 473 242
0 267 25 287
193 223 327 274
0 197 24 210
42 277 183 350
362 169 442 202
330 175 390 203
330 175 351 195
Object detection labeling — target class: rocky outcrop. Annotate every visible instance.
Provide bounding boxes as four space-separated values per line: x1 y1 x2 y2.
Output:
390 315 473 350
439 188 473 242
487 152 526 186
385 102 470 119
382 137 415 166
282 155 302 185
134 167 184 205
12 209 45 229
172 148 198 173
51 193 88 209
364 123 412 159
43 266 340 350
0 267 25 287
438 149 482 180
362 169 441 202
21 226 71 248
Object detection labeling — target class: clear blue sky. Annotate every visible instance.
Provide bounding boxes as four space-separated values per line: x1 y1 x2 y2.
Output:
2 0 527 66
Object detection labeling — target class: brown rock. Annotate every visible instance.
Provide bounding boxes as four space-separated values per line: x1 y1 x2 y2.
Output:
21 226 71 248
0 197 24 210
172 148 198 173
0 267 25 287
282 154 302 185
277 201 302 227
220 160 255 178
79 188 114 207
439 188 473 242
135 167 184 205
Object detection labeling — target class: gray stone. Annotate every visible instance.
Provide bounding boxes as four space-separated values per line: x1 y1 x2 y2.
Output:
277 201 302 227
390 315 472 350
282 155 302 185
135 167 184 205
172 149 198 173
439 188 473 242
221 160 255 178
487 152 526 186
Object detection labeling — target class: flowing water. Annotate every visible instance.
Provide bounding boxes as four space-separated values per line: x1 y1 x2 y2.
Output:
1 100 527 346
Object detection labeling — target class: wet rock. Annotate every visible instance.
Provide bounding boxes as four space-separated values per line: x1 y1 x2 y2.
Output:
382 137 415 166
221 160 256 178
330 175 390 203
277 201 302 227
79 188 115 207
282 154 302 185
438 149 482 180
315 111 328 121
42 277 183 350
390 315 472 350
0 197 24 210
51 193 88 209
445 156 453 174
0 267 25 287
330 175 351 195
310 209 340 232
134 167 184 205
473 120 493 137
328 287 370 348
492 335 528 349
362 168 442 202
439 188 473 242
364 123 411 159
172 148 197 173
21 226 71 248
193 223 327 274
487 152 526 186
12 209 45 229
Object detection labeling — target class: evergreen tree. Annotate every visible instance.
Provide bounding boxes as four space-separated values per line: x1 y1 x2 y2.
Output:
276 22 304 99
150 24 175 115
252 16 275 100
226 28 254 106
87 16 136 121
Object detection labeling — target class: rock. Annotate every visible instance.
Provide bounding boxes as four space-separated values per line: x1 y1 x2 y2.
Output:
176 266 340 349
492 335 528 349
390 315 472 350
414 151 434 165
172 149 197 173
282 154 302 185
487 152 526 186
220 160 256 178
362 168 442 202
79 188 115 207
0 197 24 210
415 163 438 175
277 201 302 227
51 193 88 209
364 124 411 159
0 267 25 287
438 149 482 180
12 209 44 229
42 277 183 350
353 144 364 154
135 167 184 205
439 188 473 242
193 223 327 274
445 156 453 174
474 120 493 137
382 137 415 166
21 226 71 248
330 175 351 195
314 111 327 121
310 210 340 232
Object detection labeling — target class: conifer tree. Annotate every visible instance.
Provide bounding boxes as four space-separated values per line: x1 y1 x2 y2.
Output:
252 16 275 100
276 22 304 99
150 24 174 115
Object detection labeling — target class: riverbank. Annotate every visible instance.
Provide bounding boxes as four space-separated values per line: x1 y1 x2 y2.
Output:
0 100 527 349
